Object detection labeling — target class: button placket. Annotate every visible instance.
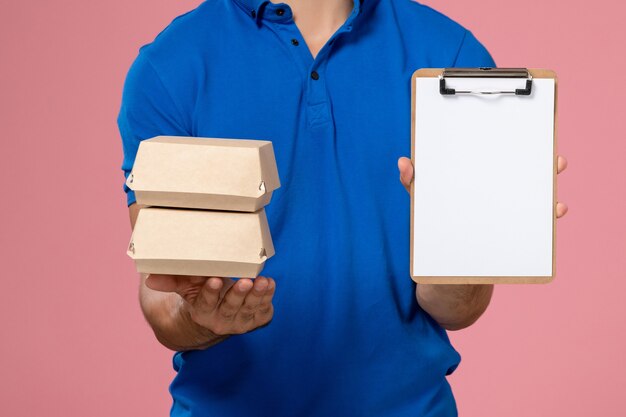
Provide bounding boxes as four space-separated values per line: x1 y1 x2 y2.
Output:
304 25 356 128
306 59 333 127
261 0 362 129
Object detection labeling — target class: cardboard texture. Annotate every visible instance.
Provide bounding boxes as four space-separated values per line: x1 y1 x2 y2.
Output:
128 208 275 278
126 136 281 212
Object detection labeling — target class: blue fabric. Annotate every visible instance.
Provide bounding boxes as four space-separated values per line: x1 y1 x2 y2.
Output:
118 1 495 416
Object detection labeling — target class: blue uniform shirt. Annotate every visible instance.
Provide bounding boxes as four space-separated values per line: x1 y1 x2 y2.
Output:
118 0 495 415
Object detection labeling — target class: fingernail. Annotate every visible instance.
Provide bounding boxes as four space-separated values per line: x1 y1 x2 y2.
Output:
208 278 221 290
238 280 253 291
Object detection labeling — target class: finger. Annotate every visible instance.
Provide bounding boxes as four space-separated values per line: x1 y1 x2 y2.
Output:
397 157 414 192
193 277 224 314
257 278 276 317
218 277 236 298
146 275 205 292
556 202 568 218
217 279 253 321
146 274 208 303
145 274 181 292
236 277 269 323
557 155 568 174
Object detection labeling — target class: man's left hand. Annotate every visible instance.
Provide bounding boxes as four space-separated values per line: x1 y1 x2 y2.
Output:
397 154 568 330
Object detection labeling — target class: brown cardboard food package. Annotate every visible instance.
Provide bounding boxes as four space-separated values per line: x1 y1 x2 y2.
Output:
126 136 281 212
127 207 275 278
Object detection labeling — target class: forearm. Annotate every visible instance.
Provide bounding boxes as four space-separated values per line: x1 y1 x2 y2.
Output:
139 276 228 351
416 284 493 331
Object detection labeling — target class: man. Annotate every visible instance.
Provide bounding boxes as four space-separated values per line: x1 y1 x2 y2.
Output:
119 0 568 415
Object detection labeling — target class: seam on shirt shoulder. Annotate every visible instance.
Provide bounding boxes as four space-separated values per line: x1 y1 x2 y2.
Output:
450 29 469 68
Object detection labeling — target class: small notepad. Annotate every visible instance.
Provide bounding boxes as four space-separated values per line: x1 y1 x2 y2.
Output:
410 68 557 284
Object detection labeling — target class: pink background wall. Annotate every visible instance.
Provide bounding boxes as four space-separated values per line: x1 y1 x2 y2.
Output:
1 0 624 415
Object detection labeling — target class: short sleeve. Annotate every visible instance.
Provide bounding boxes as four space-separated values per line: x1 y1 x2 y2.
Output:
452 30 496 68
117 51 190 206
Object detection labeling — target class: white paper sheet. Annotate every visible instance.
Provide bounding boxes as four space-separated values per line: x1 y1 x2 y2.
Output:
412 76 555 277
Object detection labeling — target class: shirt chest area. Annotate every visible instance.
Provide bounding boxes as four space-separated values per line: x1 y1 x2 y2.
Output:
189 34 413 158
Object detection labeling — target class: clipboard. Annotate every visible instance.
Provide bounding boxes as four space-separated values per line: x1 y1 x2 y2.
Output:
410 68 558 284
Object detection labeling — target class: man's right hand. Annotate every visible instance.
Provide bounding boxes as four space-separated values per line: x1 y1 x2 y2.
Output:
129 203 276 350
146 274 276 337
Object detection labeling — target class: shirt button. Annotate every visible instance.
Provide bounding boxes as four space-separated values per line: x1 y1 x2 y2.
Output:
276 8 285 16
311 71 320 80
291 39 299 46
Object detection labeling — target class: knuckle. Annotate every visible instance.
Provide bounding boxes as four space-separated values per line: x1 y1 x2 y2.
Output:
241 303 257 314
219 299 237 313
219 310 236 321
238 312 254 322
257 304 274 316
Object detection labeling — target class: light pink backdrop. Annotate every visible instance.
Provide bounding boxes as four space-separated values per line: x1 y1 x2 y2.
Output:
1 1 624 416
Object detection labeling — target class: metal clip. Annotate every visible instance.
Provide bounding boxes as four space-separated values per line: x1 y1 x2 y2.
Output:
439 67 532 96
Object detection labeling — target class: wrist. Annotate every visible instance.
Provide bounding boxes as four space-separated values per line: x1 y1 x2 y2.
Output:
415 284 494 331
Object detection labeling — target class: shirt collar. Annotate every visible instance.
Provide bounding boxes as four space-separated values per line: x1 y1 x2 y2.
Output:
233 0 371 24
233 0 268 20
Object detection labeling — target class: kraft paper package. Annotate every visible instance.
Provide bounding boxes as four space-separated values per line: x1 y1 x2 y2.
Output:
126 136 280 212
126 136 280 278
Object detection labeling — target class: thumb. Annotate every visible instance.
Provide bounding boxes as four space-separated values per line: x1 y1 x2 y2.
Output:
146 274 206 295
145 274 184 292
397 157 414 192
